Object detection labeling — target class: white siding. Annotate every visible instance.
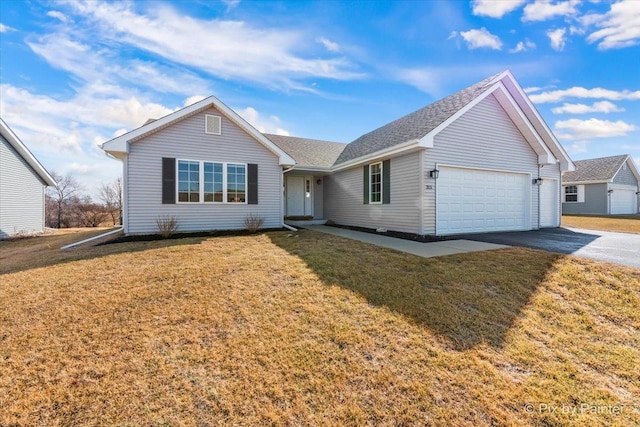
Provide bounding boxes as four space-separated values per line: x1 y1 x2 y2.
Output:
125 107 282 234
324 152 422 234
423 93 560 234
0 134 46 238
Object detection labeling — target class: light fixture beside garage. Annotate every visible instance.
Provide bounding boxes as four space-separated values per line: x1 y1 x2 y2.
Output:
429 169 439 179
532 178 543 185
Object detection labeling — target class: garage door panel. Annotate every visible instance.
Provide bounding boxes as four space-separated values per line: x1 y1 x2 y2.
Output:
437 166 530 235
611 188 637 214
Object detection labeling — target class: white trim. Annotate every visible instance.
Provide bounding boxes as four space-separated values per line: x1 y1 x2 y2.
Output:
101 96 295 166
563 184 584 203
369 161 383 204
563 180 611 185
0 118 56 186
175 159 248 205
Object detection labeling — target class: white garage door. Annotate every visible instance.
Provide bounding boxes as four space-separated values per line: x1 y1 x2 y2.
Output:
540 179 559 227
436 166 530 235
610 187 638 214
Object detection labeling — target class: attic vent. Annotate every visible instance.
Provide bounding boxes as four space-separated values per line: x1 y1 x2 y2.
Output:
205 114 222 135
622 164 627 171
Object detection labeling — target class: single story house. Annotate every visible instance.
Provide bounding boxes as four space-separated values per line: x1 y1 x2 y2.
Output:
562 154 640 215
101 70 574 236
0 118 56 238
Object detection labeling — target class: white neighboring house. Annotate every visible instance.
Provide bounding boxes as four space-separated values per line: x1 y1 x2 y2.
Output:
101 70 574 236
0 118 56 238
562 155 640 215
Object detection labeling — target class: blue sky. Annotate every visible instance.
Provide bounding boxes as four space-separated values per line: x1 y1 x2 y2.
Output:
1 0 639 196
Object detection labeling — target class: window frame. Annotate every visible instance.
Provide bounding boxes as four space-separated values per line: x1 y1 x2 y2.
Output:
176 159 247 205
369 161 383 204
564 185 578 203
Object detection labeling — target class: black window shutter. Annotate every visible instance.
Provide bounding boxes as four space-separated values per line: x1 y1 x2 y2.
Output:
248 163 258 205
162 157 176 204
382 159 391 204
363 164 369 204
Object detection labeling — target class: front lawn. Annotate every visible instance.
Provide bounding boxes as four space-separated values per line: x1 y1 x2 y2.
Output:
562 214 640 234
1 230 638 425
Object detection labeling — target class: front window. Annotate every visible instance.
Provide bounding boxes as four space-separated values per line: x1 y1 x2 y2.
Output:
227 163 246 203
178 160 200 202
565 185 578 202
370 162 382 203
204 162 223 202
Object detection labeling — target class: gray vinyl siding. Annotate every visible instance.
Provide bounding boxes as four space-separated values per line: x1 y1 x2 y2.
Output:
562 183 608 215
125 107 282 234
423 93 557 235
324 152 422 234
613 163 639 187
313 178 324 219
0 134 46 238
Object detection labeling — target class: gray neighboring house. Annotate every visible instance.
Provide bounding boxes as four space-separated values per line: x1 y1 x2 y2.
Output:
562 155 640 215
101 70 574 236
0 118 56 238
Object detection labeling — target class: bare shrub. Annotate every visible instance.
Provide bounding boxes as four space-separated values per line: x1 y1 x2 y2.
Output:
244 213 264 233
156 215 179 238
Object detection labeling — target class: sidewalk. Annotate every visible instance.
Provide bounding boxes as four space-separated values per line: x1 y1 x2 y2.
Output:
303 225 509 258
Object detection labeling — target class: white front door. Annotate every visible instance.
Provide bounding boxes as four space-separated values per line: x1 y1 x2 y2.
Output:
540 179 558 227
286 176 313 217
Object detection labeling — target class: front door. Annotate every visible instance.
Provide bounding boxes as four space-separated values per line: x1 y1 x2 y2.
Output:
286 176 313 217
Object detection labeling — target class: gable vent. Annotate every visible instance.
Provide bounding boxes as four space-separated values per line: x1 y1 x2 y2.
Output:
205 114 222 135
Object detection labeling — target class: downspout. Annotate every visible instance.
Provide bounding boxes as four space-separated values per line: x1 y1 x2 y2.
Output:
537 164 542 229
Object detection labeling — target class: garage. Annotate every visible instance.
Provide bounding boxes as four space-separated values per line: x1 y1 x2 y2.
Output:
436 166 530 235
610 186 638 214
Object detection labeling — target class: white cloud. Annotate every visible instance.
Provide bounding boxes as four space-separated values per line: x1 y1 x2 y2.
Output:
183 95 207 107
554 118 636 140
551 101 625 114
523 0 581 22
0 23 15 32
46 10 69 23
237 107 290 135
510 39 536 53
547 28 567 51
68 162 93 174
61 1 362 89
393 68 441 96
472 0 526 18
585 0 640 49
460 27 503 50
529 86 640 103
567 140 590 154
318 37 340 52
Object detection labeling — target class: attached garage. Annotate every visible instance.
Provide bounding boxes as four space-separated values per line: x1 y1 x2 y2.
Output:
436 166 530 235
610 186 638 214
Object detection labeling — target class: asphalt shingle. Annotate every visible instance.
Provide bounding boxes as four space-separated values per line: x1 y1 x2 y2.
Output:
264 134 347 169
562 155 629 183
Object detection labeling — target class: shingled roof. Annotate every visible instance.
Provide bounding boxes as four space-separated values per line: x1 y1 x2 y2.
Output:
562 154 630 183
334 71 503 165
264 134 347 169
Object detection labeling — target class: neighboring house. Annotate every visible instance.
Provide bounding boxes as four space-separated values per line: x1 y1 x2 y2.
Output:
562 155 640 215
0 118 56 238
101 70 574 236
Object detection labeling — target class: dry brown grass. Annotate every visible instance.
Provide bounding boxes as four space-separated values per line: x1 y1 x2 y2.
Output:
1 230 638 426
562 214 640 234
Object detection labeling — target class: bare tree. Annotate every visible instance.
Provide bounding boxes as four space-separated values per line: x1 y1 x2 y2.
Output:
46 171 82 228
99 177 123 225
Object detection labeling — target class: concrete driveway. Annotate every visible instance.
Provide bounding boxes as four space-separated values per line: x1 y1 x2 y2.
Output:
456 227 640 269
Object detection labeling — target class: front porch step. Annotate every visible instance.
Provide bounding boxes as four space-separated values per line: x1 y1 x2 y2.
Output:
285 219 328 227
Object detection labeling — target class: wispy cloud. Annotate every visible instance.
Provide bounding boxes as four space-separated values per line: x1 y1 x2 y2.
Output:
585 0 640 49
46 10 70 23
530 86 640 103
317 37 340 52
551 101 625 114
547 28 567 51
0 23 15 32
471 0 526 18
60 1 362 90
554 118 636 140
459 27 503 50
509 39 536 53
238 107 290 136
522 0 581 22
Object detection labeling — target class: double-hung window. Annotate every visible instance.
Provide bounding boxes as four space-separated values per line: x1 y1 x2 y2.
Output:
564 185 578 202
177 160 246 203
369 162 382 204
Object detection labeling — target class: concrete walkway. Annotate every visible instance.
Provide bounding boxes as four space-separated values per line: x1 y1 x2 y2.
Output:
303 225 508 258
